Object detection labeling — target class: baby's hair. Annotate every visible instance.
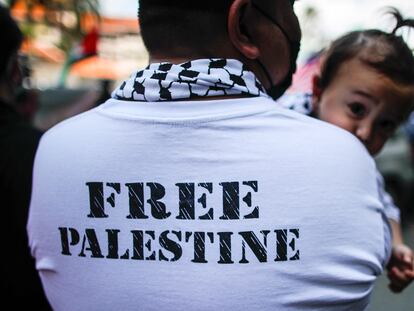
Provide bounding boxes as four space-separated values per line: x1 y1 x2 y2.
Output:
318 7 414 90
389 7 414 35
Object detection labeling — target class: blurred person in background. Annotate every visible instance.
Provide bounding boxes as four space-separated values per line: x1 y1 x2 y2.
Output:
0 4 51 310
14 53 41 123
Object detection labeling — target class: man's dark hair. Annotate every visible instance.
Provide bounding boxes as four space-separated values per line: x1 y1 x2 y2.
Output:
139 0 234 57
319 8 414 90
0 5 23 77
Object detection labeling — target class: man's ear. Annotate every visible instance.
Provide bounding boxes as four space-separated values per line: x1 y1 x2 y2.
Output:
311 74 322 110
227 0 260 60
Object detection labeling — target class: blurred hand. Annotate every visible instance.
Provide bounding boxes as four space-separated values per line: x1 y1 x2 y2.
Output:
386 244 414 293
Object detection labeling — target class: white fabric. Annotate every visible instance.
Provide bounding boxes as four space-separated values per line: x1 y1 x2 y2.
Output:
28 96 390 311
113 59 268 102
277 92 401 223
277 91 313 115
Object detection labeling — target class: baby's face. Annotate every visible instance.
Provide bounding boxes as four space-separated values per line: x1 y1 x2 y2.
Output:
314 58 414 156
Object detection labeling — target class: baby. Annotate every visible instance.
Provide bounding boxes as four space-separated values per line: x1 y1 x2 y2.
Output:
278 8 414 293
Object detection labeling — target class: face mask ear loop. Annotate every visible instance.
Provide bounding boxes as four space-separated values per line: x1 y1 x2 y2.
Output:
238 5 278 99
256 59 273 88
251 3 301 100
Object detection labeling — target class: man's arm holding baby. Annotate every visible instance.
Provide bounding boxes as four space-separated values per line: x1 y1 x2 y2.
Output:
377 172 414 292
387 219 414 293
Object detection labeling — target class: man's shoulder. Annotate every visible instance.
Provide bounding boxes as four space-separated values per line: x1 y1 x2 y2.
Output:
308 120 374 167
265 101 369 152
40 107 100 142
260 104 375 172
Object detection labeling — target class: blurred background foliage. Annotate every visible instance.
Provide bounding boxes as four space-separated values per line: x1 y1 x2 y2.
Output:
7 0 100 54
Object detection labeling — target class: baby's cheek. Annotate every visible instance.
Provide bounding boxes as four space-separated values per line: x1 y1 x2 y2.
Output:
330 117 355 135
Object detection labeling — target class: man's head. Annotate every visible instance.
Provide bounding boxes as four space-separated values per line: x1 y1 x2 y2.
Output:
138 0 301 99
139 0 233 59
0 5 23 100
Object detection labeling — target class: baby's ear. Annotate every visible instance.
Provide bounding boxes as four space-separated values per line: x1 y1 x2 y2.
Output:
311 74 322 109
312 75 322 97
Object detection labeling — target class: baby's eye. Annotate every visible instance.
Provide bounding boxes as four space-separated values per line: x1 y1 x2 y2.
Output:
348 103 367 117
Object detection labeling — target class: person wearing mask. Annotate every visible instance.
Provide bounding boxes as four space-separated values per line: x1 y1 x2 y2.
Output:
0 5 51 310
28 1 390 310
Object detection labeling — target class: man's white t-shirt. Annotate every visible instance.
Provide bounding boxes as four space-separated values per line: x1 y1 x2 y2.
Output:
28 97 390 311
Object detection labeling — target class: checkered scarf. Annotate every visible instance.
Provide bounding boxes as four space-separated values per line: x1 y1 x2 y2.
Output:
112 58 269 102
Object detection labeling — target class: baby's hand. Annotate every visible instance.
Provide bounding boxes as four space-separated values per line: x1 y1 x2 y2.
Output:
386 244 414 293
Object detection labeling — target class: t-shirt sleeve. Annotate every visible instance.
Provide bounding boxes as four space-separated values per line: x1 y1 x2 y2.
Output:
376 170 401 223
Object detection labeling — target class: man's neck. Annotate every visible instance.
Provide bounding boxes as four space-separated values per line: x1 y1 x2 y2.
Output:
148 48 243 65
149 56 195 65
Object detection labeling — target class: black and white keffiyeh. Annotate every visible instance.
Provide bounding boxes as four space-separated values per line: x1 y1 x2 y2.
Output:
276 92 313 115
112 58 269 102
